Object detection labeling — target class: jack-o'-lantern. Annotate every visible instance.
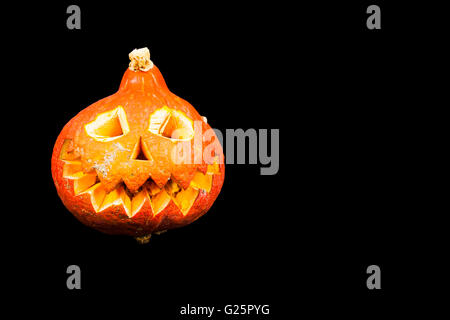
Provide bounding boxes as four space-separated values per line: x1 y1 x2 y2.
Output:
51 48 224 243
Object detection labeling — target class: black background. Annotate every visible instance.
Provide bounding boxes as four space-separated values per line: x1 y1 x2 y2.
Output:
6 1 447 318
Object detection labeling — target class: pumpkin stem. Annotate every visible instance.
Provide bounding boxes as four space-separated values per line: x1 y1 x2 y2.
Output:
134 234 152 244
129 47 154 72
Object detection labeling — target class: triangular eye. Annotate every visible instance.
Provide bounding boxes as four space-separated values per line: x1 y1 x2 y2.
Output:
85 106 130 142
148 106 194 140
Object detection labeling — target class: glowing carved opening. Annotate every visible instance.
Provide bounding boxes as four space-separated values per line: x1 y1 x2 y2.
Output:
59 139 80 160
130 137 153 161
190 171 212 192
85 106 130 142
148 106 194 140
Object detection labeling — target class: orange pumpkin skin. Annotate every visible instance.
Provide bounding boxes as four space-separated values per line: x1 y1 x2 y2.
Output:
51 49 224 239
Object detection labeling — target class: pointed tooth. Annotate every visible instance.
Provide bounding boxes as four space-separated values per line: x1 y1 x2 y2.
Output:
79 183 106 212
62 160 83 177
99 188 122 211
98 186 131 217
146 180 162 196
131 189 150 217
174 187 199 215
70 172 97 195
153 176 170 189
95 168 122 193
121 160 153 193
151 189 171 215
119 187 132 217
170 167 196 190
190 171 212 192
165 179 181 194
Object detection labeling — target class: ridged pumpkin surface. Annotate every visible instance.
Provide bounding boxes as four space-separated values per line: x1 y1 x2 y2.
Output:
51 48 224 241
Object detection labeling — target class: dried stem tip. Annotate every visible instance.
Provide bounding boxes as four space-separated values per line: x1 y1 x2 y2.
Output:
129 47 154 72
135 234 152 244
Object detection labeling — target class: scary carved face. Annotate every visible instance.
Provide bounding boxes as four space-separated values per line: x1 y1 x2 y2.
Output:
51 48 224 242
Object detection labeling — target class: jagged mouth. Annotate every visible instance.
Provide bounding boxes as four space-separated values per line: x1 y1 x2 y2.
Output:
61 159 218 218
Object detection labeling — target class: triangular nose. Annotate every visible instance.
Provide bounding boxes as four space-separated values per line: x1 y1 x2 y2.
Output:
130 137 153 161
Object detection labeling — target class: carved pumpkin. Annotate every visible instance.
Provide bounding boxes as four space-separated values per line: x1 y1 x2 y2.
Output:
51 48 224 243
